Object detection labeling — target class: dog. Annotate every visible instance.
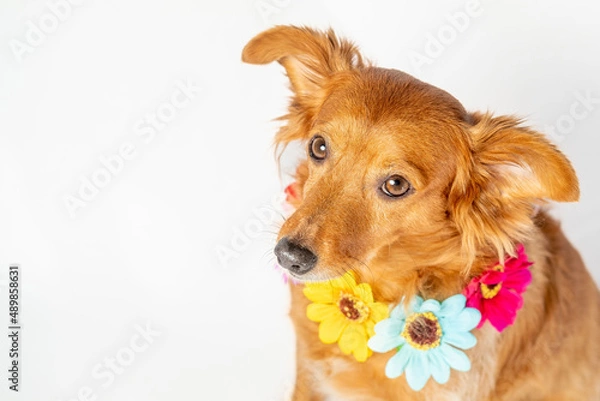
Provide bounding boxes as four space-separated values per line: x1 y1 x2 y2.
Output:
242 26 600 400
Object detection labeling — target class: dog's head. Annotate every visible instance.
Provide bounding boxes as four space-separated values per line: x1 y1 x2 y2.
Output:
242 26 579 286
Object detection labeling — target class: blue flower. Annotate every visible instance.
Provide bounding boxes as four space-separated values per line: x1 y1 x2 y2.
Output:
367 294 481 391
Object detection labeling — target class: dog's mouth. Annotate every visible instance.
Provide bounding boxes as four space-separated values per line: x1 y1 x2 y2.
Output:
279 266 333 283
276 260 327 283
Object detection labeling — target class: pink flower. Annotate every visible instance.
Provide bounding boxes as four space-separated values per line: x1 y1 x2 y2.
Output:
463 245 533 332
273 263 301 285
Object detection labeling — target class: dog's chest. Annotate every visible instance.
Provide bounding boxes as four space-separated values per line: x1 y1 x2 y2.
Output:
307 355 486 401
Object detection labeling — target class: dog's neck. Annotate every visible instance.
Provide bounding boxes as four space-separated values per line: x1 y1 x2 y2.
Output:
360 243 498 304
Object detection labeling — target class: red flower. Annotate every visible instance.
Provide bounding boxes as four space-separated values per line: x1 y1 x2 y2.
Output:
463 245 533 332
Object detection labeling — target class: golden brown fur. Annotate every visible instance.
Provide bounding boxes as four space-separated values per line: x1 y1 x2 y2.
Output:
242 26 600 400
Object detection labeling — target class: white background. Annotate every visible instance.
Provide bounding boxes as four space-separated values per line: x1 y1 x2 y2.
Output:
1 0 599 400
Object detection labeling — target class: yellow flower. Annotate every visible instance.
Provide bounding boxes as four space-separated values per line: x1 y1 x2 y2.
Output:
304 271 389 362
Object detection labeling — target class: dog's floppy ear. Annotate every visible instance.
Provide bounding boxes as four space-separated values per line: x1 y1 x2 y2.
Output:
449 113 579 263
242 25 364 97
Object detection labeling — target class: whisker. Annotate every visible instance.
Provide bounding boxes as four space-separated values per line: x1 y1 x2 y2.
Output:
261 248 275 260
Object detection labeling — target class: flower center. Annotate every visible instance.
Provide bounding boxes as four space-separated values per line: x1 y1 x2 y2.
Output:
480 282 502 299
338 293 369 322
480 264 505 299
401 311 443 351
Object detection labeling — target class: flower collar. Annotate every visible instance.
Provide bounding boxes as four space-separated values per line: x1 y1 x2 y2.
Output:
303 271 389 361
464 244 533 331
368 295 479 391
301 246 533 391
279 183 534 390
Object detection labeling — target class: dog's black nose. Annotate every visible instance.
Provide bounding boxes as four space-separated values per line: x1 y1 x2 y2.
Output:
274 237 317 275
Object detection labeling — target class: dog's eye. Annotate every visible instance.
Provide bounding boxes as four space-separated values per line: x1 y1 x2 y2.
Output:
309 135 327 161
381 175 411 198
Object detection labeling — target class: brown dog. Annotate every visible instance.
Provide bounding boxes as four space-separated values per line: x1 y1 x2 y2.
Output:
242 26 600 400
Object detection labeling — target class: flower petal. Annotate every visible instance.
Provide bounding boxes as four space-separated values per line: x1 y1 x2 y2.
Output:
368 332 405 353
374 318 403 337
499 287 524 309
445 307 481 332
328 272 357 292
428 348 451 384
368 302 390 323
442 330 477 350
419 299 441 314
485 289 522 331
467 290 485 310
439 343 471 372
439 294 467 318
390 304 408 321
338 324 368 359
391 296 422 320
475 304 490 329
365 320 376 337
353 335 371 363
412 296 425 310
503 269 532 293
318 313 349 344
486 308 516 332
385 346 412 378
405 350 431 391
505 244 531 271
353 283 374 304
480 270 507 285
306 303 338 322
464 280 481 297
303 285 337 304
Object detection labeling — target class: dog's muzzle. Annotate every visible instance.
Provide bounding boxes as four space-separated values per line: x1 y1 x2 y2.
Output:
274 237 317 275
